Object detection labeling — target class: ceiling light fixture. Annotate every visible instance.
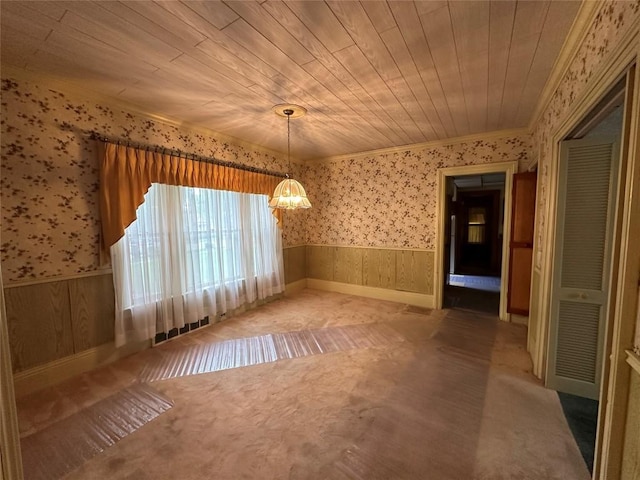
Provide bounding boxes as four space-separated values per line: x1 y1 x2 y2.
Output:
269 104 311 210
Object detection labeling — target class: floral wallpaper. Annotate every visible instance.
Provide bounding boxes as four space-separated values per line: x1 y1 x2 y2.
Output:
532 0 640 272
0 77 302 283
528 0 639 351
302 136 532 249
0 76 533 284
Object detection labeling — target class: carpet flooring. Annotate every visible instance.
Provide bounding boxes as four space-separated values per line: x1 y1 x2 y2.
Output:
16 289 590 480
558 392 599 474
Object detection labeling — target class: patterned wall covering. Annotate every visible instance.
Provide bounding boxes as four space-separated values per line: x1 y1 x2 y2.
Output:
302 136 532 249
529 0 639 351
531 0 640 272
0 77 303 283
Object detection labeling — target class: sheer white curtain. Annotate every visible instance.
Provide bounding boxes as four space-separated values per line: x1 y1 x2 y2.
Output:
111 183 284 347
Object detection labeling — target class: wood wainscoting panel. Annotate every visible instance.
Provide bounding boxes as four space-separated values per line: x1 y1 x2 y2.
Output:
362 248 396 289
284 246 306 284
307 246 434 296
68 274 116 352
333 247 363 285
5 281 74 372
424 251 435 295
306 246 335 281
395 250 433 294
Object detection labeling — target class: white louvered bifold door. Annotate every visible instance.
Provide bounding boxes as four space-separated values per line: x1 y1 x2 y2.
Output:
547 138 619 399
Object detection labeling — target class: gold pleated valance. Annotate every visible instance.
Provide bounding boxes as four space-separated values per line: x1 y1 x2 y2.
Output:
99 142 283 260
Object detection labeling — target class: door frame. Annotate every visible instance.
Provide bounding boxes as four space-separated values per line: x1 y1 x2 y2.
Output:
530 28 639 478
435 161 518 322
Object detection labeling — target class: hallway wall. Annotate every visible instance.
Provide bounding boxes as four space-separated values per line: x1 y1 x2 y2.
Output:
527 0 640 365
525 1 639 478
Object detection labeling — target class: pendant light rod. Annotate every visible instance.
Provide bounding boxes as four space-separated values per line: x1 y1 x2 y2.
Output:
285 108 293 175
269 104 311 210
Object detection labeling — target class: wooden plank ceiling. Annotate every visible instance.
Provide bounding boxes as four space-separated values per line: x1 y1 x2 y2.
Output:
1 1 581 160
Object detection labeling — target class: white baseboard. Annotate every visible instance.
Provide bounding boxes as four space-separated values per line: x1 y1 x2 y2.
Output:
13 339 151 398
306 278 434 308
285 279 308 296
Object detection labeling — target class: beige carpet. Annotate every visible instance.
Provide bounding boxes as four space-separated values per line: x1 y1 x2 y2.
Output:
17 289 590 479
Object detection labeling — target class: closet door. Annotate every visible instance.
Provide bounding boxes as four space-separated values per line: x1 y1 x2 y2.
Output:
547 138 619 399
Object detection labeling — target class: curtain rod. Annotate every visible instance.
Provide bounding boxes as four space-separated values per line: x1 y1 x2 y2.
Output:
86 131 288 179
89 132 287 178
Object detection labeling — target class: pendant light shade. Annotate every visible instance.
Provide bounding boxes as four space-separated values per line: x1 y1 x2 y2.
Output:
269 177 312 209
270 104 311 210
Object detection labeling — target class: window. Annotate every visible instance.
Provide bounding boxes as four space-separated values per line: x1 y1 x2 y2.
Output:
111 184 284 346
467 207 486 244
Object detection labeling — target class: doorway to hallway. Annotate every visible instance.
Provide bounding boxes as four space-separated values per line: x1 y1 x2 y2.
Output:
443 173 504 315
443 275 501 315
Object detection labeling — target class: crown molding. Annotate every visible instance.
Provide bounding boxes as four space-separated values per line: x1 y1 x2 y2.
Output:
310 128 531 163
528 0 603 132
1 65 304 165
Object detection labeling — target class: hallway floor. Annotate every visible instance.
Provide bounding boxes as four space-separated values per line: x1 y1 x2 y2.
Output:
16 289 590 480
443 284 500 315
448 274 501 292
